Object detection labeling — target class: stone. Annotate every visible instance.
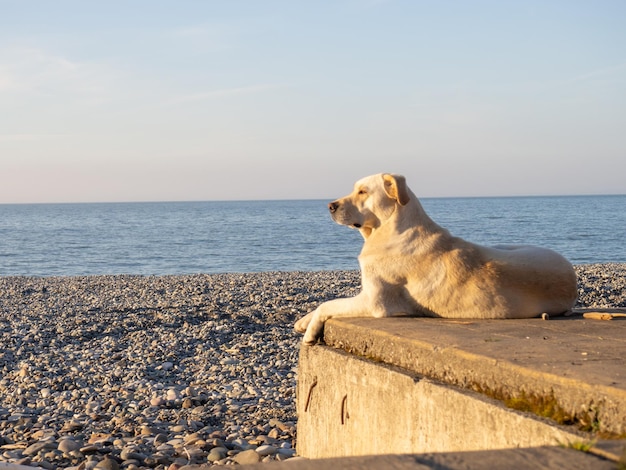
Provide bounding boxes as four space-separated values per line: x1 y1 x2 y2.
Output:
94 457 120 470
139 425 156 435
256 444 278 456
88 433 112 444
150 397 165 407
233 449 261 465
170 424 186 433
120 447 145 461
230 438 252 450
207 447 227 462
23 440 55 456
36 460 55 470
156 444 175 453
61 421 84 432
58 438 82 453
80 445 99 454
278 447 297 457
182 433 201 445
190 405 204 415
183 447 205 461
121 461 140 469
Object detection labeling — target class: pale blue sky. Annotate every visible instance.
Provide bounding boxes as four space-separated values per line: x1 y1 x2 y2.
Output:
1 0 625 203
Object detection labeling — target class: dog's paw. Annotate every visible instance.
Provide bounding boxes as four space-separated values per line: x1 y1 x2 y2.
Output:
295 311 325 345
303 317 324 345
294 312 313 334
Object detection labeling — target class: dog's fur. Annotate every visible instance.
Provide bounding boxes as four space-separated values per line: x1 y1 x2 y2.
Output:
294 173 578 345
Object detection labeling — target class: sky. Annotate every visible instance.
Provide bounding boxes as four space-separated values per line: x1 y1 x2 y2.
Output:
1 1 625 203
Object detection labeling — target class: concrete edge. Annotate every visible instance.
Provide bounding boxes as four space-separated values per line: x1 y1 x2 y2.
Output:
235 446 620 469
323 318 626 436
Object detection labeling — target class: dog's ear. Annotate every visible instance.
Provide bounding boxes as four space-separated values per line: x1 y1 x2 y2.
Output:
382 174 410 206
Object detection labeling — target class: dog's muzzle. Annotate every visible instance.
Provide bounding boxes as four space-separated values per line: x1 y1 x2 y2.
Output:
328 200 361 228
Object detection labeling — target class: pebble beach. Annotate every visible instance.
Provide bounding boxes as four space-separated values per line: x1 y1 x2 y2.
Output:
0 264 624 469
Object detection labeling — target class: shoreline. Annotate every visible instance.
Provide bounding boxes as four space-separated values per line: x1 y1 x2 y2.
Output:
0 265 624 468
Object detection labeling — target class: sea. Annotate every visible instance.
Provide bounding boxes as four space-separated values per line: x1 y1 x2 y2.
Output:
0 195 624 277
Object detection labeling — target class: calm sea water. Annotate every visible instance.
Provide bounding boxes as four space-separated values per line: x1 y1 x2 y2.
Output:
0 196 624 277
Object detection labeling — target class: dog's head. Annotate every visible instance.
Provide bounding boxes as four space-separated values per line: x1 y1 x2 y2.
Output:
328 173 410 238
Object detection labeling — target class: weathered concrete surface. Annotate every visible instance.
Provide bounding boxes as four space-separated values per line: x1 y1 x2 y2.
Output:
592 439 626 462
297 345 586 459
234 447 618 469
322 312 626 436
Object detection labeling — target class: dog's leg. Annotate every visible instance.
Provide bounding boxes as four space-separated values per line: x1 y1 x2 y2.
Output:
297 294 373 345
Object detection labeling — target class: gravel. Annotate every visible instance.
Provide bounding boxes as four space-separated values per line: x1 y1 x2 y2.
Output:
0 264 623 469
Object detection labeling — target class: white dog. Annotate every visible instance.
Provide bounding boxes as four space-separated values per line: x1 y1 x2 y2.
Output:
295 173 578 345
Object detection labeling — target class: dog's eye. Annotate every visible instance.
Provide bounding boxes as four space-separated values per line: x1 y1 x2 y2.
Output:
358 189 367 196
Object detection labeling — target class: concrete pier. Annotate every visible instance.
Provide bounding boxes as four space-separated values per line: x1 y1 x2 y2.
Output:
295 311 626 466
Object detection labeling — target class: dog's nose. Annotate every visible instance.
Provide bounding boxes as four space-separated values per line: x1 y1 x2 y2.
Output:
328 201 338 213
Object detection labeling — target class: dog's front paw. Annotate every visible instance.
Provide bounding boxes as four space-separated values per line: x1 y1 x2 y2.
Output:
295 311 325 345
294 312 313 334
302 316 325 345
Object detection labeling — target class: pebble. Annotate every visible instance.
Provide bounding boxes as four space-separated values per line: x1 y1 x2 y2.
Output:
0 271 341 468
256 444 278 456
94 457 120 470
207 447 227 462
23 441 54 456
150 396 166 407
58 438 82 453
233 449 261 465
0 267 622 468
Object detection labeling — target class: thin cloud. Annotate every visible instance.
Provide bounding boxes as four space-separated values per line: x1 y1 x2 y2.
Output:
0 46 77 92
0 46 120 104
166 84 283 105
567 63 626 83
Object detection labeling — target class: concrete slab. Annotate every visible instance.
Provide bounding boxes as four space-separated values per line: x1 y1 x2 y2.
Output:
593 439 626 461
297 344 586 458
234 447 618 469
322 311 626 436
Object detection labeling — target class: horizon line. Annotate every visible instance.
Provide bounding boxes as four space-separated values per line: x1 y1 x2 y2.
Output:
1 192 624 206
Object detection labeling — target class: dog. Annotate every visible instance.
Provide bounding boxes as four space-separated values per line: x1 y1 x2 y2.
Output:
294 173 578 345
